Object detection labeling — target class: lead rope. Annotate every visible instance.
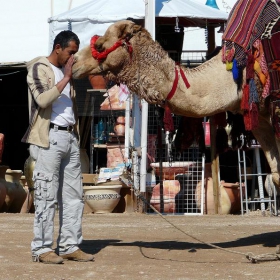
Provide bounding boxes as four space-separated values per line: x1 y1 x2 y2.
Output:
102 66 279 264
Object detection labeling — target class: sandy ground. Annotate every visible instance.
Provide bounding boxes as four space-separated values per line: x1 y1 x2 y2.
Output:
1 212 280 280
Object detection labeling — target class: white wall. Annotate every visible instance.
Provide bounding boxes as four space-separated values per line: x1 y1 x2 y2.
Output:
0 0 90 64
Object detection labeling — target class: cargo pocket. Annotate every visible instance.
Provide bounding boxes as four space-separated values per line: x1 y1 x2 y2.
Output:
33 171 56 201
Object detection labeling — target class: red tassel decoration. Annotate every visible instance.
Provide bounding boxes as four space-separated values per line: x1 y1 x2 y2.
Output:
163 105 174 132
243 111 251 131
241 84 250 111
213 112 227 127
246 53 255 80
250 102 259 130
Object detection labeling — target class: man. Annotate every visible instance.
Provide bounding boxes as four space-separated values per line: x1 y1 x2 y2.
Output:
22 30 94 264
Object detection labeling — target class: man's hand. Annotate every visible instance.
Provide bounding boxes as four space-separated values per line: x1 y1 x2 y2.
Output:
64 55 76 79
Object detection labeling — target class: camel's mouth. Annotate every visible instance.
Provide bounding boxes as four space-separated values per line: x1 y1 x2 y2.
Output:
72 49 101 79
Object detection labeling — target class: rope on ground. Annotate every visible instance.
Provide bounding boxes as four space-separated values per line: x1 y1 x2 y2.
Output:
120 174 280 263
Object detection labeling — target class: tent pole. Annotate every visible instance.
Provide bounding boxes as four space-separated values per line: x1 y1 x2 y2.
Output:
139 0 155 194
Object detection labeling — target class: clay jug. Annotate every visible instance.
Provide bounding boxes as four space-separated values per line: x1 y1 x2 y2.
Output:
24 155 35 191
20 175 34 213
5 169 27 213
116 116 125 124
0 173 6 211
88 75 106 89
114 124 125 136
221 181 244 214
0 165 9 212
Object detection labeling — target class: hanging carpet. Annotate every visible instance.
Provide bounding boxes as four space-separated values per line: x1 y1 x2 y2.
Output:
222 0 280 137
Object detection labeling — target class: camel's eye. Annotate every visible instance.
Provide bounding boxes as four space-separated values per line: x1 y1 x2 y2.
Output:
95 43 104 52
95 37 106 53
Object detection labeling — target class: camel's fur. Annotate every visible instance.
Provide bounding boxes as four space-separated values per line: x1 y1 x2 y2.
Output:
72 20 280 189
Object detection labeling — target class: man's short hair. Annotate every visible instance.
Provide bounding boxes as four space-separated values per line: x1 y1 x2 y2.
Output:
52 30 80 50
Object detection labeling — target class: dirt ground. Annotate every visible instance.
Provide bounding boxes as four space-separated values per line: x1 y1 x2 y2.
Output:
1 211 280 280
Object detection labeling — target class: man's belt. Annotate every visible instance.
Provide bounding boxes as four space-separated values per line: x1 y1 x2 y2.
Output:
50 123 74 132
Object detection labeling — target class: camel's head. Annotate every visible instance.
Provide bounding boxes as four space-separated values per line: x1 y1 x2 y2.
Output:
72 20 142 79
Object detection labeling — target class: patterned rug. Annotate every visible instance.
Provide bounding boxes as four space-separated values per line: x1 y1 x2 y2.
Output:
222 0 280 136
222 0 268 50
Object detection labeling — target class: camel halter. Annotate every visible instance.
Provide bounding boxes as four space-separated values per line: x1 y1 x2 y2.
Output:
90 35 133 62
166 65 190 101
90 34 190 102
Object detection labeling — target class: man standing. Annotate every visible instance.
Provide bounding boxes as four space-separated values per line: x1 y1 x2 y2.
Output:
22 30 94 264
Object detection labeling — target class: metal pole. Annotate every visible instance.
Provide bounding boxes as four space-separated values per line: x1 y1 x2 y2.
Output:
140 0 155 193
254 146 266 215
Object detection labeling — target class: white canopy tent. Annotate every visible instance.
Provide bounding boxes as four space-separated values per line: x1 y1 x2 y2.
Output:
48 0 229 52
0 0 91 64
49 0 229 195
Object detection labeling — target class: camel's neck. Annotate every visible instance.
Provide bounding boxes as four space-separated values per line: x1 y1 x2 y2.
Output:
115 35 241 117
167 53 242 117
115 33 176 104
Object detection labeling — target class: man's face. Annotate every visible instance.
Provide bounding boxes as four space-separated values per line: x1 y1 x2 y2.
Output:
57 40 79 67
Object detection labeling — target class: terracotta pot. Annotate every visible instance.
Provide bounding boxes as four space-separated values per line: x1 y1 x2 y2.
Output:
88 75 106 89
222 181 244 214
114 124 125 136
5 169 27 213
20 175 34 213
195 178 244 214
0 176 6 211
150 161 196 180
24 156 35 191
150 180 180 213
83 184 122 213
116 116 125 124
0 165 9 212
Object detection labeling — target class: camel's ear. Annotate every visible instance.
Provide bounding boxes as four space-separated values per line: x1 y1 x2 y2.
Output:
118 22 142 39
132 24 142 34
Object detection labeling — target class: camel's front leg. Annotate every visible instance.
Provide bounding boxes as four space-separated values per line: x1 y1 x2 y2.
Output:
252 115 280 190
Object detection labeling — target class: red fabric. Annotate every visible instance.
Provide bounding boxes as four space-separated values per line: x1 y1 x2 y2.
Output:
243 110 251 131
213 112 227 127
163 105 174 132
246 53 255 80
250 102 259 130
241 84 249 111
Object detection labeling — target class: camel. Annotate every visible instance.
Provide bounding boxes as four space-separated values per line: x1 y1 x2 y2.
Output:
72 20 280 190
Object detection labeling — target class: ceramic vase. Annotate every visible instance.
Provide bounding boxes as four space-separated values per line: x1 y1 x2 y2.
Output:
20 175 34 213
195 163 244 214
150 180 181 213
5 169 27 213
0 165 9 212
24 155 35 192
83 184 122 214
0 181 6 211
114 124 125 136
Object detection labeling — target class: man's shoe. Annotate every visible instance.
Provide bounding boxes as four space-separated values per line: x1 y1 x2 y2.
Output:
61 249 94 262
33 251 64 264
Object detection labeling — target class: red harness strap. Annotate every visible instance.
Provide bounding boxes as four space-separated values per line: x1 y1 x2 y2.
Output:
166 66 190 101
166 67 179 101
90 35 133 62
